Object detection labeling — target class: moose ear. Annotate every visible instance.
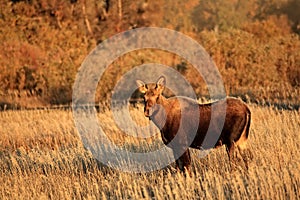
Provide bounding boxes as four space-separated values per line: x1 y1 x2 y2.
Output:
155 76 166 93
136 80 147 93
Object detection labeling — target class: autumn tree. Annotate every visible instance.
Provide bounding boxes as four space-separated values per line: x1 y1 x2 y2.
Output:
191 0 258 32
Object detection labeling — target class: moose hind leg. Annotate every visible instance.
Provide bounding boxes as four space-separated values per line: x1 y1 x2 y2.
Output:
227 142 252 171
226 142 235 162
226 142 237 171
237 146 253 170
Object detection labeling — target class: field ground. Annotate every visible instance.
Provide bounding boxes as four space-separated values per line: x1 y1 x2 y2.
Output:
0 104 299 199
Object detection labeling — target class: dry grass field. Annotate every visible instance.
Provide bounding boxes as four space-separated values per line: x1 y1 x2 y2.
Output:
0 102 299 199
1 1 299 199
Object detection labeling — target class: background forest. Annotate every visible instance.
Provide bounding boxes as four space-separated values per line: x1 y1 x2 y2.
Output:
0 0 299 108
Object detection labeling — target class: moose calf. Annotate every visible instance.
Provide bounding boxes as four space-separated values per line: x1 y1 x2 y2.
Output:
136 76 252 172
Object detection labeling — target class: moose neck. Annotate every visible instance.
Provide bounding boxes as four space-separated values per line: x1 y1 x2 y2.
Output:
150 95 170 130
157 94 167 105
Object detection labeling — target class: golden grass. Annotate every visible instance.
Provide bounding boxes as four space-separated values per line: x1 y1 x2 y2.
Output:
0 104 299 199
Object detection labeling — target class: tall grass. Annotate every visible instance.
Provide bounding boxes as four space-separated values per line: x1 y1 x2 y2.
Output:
0 104 299 199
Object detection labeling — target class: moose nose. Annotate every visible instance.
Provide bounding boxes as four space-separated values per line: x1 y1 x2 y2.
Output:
144 108 150 117
144 111 150 117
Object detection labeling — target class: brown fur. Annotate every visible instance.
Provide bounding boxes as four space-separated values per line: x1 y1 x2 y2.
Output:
136 76 252 172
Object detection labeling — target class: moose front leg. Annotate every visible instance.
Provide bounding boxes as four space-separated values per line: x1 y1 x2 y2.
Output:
174 148 191 175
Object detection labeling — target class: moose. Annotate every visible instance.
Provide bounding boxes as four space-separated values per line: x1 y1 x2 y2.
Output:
136 76 252 172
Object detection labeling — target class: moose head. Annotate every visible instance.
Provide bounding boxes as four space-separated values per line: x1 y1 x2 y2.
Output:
136 76 166 118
